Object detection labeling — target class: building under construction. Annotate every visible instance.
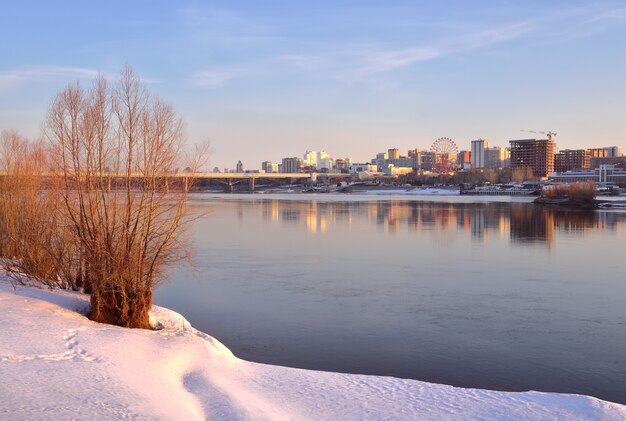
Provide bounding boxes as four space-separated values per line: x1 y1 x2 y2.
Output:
554 149 590 172
509 138 556 178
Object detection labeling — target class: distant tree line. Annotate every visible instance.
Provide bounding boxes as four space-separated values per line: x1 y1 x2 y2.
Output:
397 167 537 186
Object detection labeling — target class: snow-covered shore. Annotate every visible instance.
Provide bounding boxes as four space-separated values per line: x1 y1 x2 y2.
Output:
190 192 537 204
1 276 625 420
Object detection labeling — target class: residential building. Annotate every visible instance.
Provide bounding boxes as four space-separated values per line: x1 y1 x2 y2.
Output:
303 151 317 167
373 148 428 171
373 152 388 168
281 157 302 173
471 139 489 169
484 146 510 169
457 150 471 167
607 146 623 157
349 163 377 174
261 161 279 173
303 150 333 170
333 158 351 172
388 148 400 159
590 156 626 169
408 149 423 169
384 165 413 176
420 151 435 171
588 146 623 159
588 148 609 158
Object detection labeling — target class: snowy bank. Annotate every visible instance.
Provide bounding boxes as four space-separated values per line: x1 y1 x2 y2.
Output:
362 187 459 195
1 276 625 420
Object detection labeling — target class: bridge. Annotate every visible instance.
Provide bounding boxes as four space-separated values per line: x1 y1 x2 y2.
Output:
0 171 353 193
186 172 351 192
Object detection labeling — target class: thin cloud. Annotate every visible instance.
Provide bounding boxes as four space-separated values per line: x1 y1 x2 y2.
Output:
357 21 535 76
188 67 248 87
0 66 100 91
278 21 535 82
593 6 626 21
177 5 283 46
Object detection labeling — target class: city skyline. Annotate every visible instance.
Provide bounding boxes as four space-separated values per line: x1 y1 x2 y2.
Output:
2 1 626 168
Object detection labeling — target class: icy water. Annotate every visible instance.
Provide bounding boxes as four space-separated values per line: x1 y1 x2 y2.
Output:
155 194 626 404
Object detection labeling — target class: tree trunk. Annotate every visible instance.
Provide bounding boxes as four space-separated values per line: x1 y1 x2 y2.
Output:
89 286 152 329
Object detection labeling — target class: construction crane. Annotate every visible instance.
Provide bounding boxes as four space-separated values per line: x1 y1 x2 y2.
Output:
520 129 558 141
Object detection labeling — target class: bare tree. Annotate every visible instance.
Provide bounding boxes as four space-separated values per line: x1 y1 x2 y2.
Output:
46 65 197 328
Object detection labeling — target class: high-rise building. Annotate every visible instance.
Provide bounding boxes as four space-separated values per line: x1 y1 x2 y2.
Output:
484 146 510 169
303 151 317 167
419 151 435 171
588 146 623 158
303 151 332 170
408 149 423 169
471 139 489 168
372 152 389 170
262 161 278 173
457 150 472 166
281 157 302 173
590 156 626 169
509 138 556 178
607 146 623 157
588 148 608 158
554 149 590 172
388 148 400 159
236 160 244 173
334 158 350 171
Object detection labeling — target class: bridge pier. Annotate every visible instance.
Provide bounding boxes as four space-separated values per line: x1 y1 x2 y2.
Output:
249 177 255 192
223 179 233 193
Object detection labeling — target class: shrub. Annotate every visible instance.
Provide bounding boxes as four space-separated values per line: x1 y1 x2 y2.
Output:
541 182 596 201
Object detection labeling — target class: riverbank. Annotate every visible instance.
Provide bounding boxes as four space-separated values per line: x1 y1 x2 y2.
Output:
533 196 600 209
189 191 538 204
1 274 625 420
533 196 626 209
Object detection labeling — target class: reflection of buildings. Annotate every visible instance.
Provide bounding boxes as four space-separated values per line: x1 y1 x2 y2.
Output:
255 199 626 243
509 205 554 247
305 202 329 235
471 208 487 240
509 205 626 247
466 205 510 242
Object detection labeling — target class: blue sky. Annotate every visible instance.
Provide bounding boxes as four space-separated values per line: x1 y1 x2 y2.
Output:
1 1 626 169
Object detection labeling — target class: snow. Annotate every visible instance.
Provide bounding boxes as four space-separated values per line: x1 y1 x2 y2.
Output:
191 192 537 204
362 188 459 195
1 275 625 420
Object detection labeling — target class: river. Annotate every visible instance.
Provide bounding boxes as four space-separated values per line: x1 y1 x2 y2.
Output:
154 193 626 404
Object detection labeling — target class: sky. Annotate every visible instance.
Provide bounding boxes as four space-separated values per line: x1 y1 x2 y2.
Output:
1 1 626 169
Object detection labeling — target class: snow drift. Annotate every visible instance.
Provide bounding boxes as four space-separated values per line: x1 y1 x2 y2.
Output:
1 275 624 420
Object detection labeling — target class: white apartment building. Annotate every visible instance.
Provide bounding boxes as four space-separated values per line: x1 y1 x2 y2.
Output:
471 139 489 169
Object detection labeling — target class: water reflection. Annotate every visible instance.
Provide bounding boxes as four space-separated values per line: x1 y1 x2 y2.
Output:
253 200 626 247
160 198 626 404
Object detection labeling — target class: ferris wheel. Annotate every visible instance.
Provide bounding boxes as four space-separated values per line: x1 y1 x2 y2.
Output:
430 137 459 173
430 137 459 155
